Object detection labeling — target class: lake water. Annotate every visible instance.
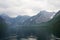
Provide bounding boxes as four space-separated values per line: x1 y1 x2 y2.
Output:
5 35 37 40
9 38 37 40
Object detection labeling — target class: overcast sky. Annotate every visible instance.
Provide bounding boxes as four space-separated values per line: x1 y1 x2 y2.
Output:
0 0 60 17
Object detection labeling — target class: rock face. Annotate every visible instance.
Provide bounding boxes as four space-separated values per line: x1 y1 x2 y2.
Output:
23 11 55 25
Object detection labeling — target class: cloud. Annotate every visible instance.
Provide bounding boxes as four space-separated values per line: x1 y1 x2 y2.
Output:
0 0 60 17
47 0 60 11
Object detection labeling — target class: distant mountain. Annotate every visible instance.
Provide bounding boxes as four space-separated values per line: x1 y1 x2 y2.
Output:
0 14 30 26
0 11 56 26
23 11 55 25
11 15 30 27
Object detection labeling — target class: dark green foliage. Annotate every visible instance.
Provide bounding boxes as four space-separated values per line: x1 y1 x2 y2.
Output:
51 11 60 38
0 16 7 39
48 10 60 38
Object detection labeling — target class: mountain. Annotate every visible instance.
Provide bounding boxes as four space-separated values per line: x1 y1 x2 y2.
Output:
0 14 30 26
48 10 60 38
0 10 59 39
0 11 55 26
10 15 30 27
0 14 12 25
23 11 55 25
0 14 31 36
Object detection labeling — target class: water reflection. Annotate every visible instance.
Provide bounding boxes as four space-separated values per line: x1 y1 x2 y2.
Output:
21 38 37 40
4 35 37 40
9 37 37 40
